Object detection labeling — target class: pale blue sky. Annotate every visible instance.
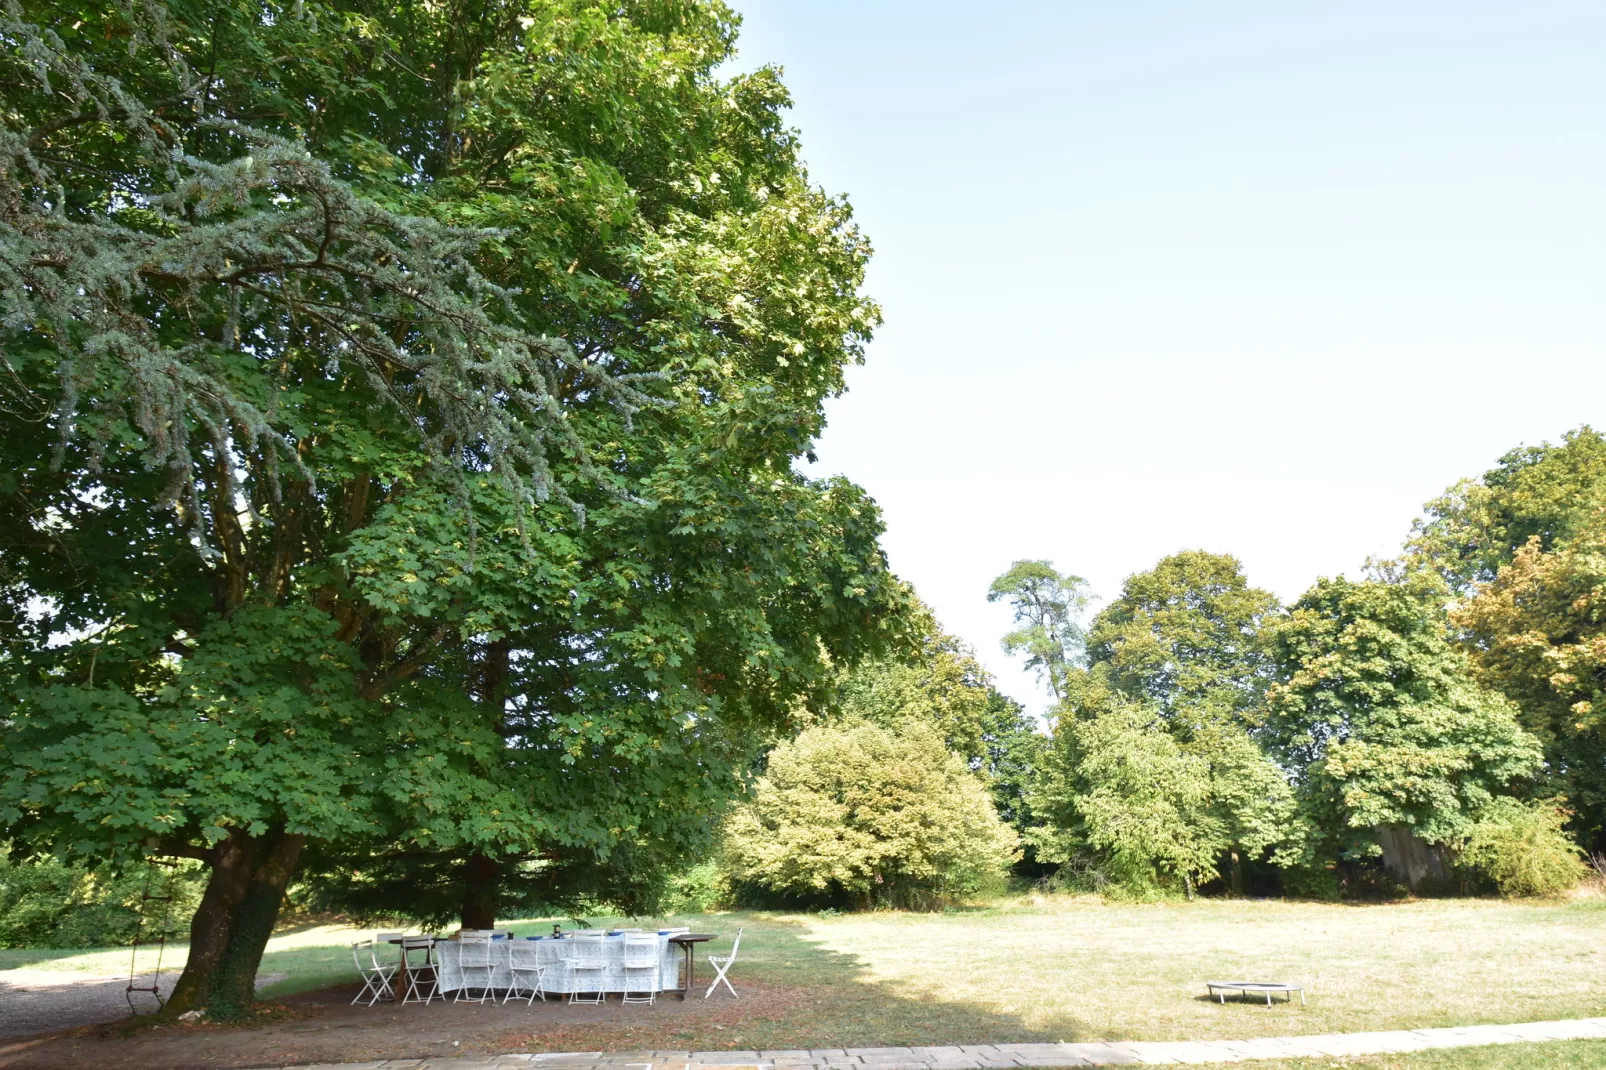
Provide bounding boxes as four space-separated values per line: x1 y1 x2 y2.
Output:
729 2 1606 715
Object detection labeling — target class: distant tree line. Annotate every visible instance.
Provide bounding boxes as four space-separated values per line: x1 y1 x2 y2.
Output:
725 428 1604 907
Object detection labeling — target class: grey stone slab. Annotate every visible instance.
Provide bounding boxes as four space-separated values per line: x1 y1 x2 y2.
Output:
688 1055 763 1064
853 1050 916 1057
956 1047 1003 1056
995 1046 1087 1065
1057 1044 1145 1067
1517 1021 1606 1041
1129 1041 1237 1065
759 1052 813 1059
534 1055 608 1062
1127 1047 1182 1065
1334 1031 1432 1054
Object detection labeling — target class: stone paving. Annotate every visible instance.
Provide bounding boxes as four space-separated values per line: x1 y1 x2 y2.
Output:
255 1016 1606 1069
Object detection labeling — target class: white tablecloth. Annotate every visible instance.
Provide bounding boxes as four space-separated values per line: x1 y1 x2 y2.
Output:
433 934 681 994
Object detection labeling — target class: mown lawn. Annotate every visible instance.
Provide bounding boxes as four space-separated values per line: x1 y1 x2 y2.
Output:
1178 1038 1606 1069
4 895 1605 1048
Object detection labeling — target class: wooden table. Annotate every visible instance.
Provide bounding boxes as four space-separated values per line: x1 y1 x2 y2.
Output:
668 933 716 1000
386 935 440 1001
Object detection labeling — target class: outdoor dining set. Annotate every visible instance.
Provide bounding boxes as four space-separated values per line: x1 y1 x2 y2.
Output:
350 927 743 1007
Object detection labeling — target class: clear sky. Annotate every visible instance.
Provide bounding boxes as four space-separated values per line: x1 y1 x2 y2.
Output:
727 2 1606 716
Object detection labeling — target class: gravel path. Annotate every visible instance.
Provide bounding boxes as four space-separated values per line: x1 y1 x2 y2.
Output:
0 968 287 1039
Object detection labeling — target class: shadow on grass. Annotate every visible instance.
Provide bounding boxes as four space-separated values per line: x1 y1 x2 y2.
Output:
0 911 1098 1069
633 911 1097 1049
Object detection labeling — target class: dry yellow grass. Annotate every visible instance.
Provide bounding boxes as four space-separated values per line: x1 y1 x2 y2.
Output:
4 896 1603 1049
730 895 1606 1042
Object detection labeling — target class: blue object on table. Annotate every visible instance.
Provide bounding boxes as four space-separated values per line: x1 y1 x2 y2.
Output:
657 929 671 934
527 935 543 940
493 933 506 940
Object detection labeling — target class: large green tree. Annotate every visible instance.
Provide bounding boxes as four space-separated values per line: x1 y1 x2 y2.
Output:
1452 518 1606 848
1030 675 1294 896
1263 574 1542 889
0 0 904 1016
1085 550 1278 730
1412 426 1606 592
1409 427 1606 850
835 611 1044 833
1030 553 1292 895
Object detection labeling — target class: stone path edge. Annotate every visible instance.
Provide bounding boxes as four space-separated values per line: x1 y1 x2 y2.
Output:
252 1016 1606 1070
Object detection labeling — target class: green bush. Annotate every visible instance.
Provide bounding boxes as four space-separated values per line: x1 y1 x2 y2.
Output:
1457 798 1588 898
660 861 727 915
723 721 1020 910
0 849 203 949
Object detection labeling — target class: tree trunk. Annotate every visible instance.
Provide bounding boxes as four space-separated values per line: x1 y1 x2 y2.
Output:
1229 848 1244 896
165 831 258 1016
1376 824 1453 894
206 831 305 1019
460 852 499 930
455 641 511 933
165 828 306 1019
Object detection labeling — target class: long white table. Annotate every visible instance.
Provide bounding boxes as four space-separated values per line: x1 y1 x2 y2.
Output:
434 933 681 995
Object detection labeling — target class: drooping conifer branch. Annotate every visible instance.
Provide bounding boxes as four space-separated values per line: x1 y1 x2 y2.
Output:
0 1 661 558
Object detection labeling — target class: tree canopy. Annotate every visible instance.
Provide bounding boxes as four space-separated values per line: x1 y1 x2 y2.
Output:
1085 550 1279 730
0 0 905 1016
987 560 1091 703
835 611 1043 832
1263 574 1542 870
1412 426 1606 592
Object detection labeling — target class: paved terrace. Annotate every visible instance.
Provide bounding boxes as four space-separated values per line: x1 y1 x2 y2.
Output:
256 1016 1606 1069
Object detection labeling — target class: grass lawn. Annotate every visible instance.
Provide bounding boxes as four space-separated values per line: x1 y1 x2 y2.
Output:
4 895 1605 1050
1174 1038 1606 1068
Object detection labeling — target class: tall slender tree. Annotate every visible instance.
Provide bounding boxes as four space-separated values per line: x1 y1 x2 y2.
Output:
987 560 1092 704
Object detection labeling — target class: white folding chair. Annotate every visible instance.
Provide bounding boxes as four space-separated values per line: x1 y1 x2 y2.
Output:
454 933 496 1003
400 936 440 1004
620 933 661 1005
563 932 608 1005
705 927 742 999
350 939 398 1006
505 940 548 1005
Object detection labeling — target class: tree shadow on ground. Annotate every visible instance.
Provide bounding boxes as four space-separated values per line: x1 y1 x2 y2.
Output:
0 913 1096 1070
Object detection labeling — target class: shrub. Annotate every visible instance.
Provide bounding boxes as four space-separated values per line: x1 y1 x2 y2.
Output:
0 849 203 948
722 722 1020 910
660 862 727 915
1458 798 1589 898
